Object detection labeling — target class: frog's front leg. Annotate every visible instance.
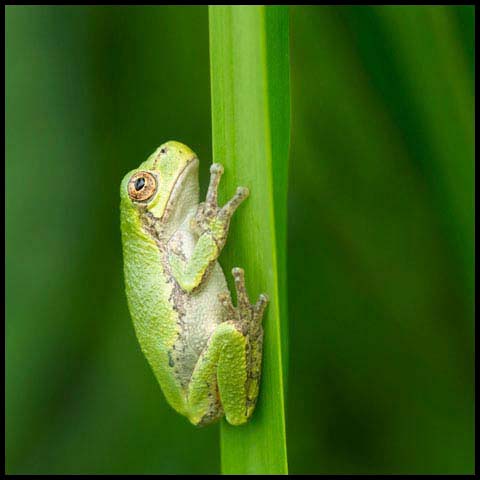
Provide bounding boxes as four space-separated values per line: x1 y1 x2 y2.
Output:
168 163 249 292
187 268 268 426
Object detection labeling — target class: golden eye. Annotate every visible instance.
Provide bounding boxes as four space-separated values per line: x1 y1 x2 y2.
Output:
127 171 157 202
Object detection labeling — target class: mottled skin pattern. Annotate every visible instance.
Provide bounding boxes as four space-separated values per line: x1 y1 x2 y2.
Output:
120 141 268 426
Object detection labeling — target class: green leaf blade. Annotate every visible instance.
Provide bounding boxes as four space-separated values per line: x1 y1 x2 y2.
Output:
209 5 290 475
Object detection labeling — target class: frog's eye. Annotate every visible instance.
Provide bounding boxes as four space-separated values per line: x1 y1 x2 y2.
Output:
127 171 157 202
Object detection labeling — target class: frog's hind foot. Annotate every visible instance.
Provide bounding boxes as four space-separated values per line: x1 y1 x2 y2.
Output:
218 267 268 337
218 268 268 419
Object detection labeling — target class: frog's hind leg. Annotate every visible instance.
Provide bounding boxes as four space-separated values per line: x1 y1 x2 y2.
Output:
187 268 268 427
186 321 242 426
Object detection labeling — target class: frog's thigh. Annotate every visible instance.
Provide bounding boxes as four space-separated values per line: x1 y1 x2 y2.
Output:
188 322 248 426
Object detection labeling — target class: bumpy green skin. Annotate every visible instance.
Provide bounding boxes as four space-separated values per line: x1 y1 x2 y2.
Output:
120 141 268 426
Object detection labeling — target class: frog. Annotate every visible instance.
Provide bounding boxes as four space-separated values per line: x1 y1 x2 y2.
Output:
120 140 268 427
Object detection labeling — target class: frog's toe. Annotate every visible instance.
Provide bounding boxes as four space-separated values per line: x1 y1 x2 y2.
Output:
254 294 269 319
210 163 224 175
236 186 249 198
219 188 249 220
232 267 251 308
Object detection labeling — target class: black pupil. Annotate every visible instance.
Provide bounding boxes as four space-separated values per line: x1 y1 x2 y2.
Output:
134 177 145 191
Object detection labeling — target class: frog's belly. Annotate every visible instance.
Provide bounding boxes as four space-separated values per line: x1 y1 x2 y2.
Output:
169 260 228 389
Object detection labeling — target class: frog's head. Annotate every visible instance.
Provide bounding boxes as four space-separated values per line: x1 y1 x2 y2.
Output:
120 141 199 230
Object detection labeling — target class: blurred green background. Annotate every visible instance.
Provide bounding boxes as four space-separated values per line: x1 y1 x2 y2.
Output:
6 5 474 474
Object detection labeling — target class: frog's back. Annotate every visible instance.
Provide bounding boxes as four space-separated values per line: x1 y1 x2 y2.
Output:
120 200 189 416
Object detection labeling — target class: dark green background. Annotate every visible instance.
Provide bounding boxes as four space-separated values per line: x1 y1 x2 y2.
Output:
6 5 474 474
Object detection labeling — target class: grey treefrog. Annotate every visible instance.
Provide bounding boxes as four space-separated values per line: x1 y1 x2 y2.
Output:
120 141 268 426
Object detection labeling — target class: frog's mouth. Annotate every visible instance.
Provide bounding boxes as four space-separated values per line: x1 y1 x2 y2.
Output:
160 156 199 222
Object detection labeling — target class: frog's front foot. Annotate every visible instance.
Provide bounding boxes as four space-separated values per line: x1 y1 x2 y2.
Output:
191 163 249 248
